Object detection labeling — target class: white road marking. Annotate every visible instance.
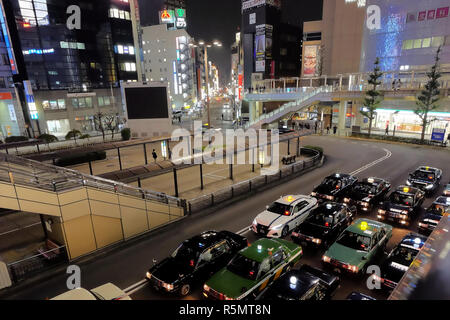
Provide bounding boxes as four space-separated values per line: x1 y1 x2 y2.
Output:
350 148 392 176
237 225 252 235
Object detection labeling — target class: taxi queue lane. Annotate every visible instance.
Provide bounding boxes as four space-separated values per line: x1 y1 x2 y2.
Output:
129 139 449 301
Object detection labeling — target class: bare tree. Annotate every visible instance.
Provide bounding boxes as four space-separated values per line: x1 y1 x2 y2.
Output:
104 114 125 139
93 112 106 141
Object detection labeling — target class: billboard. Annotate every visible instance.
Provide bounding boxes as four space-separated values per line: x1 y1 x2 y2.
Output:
303 45 319 76
242 0 281 11
159 9 175 24
125 87 169 119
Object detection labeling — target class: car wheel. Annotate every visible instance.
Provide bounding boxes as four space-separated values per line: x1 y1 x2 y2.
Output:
281 226 289 238
180 284 191 297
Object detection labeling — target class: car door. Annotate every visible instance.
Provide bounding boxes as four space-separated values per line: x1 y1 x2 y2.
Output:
291 201 310 229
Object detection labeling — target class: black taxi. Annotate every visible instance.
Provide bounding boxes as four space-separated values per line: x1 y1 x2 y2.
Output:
418 196 450 235
406 166 442 195
311 173 357 202
146 230 248 296
343 177 391 212
377 186 425 226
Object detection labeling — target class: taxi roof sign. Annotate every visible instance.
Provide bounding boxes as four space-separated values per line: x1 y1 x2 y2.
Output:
403 187 410 193
285 196 295 203
360 221 368 231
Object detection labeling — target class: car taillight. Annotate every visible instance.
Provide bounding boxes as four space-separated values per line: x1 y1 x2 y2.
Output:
247 240 251 247
189 259 195 267
325 222 329 227
284 210 290 216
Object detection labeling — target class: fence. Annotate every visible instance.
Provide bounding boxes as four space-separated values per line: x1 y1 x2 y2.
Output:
187 148 322 214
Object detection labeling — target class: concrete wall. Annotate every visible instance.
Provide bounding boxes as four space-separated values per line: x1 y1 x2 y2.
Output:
0 180 184 260
322 0 366 75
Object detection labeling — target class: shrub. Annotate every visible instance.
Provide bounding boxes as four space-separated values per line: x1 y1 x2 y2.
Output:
79 134 91 140
121 128 131 141
350 132 444 146
5 136 29 143
55 151 107 167
301 145 324 158
65 129 82 141
38 133 58 143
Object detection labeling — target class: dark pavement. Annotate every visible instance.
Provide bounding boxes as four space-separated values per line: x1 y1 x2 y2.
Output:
3 135 450 300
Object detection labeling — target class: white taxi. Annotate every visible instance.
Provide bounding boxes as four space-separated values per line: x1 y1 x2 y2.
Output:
251 195 318 238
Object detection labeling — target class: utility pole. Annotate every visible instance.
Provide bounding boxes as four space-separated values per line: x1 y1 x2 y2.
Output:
204 46 211 128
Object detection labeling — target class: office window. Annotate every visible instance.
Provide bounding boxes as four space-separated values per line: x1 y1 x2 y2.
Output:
104 97 111 105
85 97 92 108
422 38 432 48
57 99 66 109
98 96 104 106
413 39 422 49
402 40 413 50
71 98 79 108
432 36 444 47
50 100 58 110
42 100 50 110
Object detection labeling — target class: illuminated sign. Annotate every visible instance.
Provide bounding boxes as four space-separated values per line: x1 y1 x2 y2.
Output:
22 48 55 55
242 0 281 11
0 1 18 75
24 81 38 120
159 10 175 24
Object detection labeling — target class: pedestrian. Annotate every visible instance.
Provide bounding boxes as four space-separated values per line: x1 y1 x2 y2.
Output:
263 106 267 114
392 79 396 90
221 113 224 121
314 121 318 134
333 125 337 135
447 133 450 146
168 147 172 160
152 149 157 162
397 79 402 90
385 125 389 135
326 127 330 134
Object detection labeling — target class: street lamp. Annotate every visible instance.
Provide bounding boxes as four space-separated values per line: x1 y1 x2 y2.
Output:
191 39 222 129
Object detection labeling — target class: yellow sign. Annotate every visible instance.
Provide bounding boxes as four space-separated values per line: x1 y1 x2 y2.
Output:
360 221 368 231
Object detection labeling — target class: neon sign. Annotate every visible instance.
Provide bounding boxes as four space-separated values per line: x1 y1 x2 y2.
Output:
22 48 55 55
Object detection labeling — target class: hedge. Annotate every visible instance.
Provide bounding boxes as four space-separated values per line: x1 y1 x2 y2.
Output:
55 151 107 167
302 145 324 158
38 134 58 143
121 128 131 141
351 132 446 146
5 136 29 143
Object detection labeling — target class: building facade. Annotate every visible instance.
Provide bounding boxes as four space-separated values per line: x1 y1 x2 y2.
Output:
1 0 139 138
141 24 197 111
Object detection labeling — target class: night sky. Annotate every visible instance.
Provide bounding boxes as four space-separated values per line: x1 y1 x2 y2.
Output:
138 0 323 86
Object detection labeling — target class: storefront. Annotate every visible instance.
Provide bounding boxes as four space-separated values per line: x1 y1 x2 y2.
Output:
0 92 22 140
373 109 450 135
46 119 70 137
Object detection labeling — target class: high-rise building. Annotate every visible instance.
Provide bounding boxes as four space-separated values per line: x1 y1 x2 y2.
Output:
141 24 196 111
241 0 302 90
0 0 140 138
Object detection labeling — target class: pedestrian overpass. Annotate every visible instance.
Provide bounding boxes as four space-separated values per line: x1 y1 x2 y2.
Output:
0 153 185 261
244 69 450 130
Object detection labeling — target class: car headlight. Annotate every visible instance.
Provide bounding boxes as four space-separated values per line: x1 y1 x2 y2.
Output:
163 283 174 291
312 238 322 244
270 224 283 230
344 198 351 203
378 209 386 214
326 195 334 200
322 255 331 263
406 180 412 186
203 284 210 292
425 184 433 190
444 190 450 196
419 222 428 228
311 192 317 196
146 272 152 279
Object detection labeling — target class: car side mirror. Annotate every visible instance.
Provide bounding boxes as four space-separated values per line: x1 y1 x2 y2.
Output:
152 258 157 265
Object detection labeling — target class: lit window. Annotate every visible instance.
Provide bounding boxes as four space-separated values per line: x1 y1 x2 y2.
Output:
413 39 422 49
117 45 124 54
402 40 413 50
422 38 431 48
77 43 85 50
431 36 444 47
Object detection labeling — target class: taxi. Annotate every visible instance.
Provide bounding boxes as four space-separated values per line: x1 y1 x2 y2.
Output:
443 182 450 197
377 186 425 226
406 166 442 194
203 238 302 300
374 233 426 290
322 219 393 275
251 195 317 238
343 177 391 212
311 173 357 202
418 196 450 235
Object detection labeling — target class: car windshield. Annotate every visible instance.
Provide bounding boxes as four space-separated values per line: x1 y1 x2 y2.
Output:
390 192 414 206
321 178 342 190
227 254 260 281
171 243 201 267
336 231 371 252
354 182 376 194
393 246 419 264
267 202 291 215
307 209 335 227
412 171 435 181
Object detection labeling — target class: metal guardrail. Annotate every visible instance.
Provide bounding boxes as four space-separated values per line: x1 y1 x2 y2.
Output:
187 148 322 214
0 152 181 206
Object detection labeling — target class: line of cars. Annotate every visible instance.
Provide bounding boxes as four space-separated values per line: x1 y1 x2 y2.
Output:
144 166 448 301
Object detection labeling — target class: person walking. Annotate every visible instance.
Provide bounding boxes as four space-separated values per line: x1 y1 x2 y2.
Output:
385 125 389 135
397 79 402 91
392 79 396 90
326 126 330 134
333 125 337 135
152 149 157 163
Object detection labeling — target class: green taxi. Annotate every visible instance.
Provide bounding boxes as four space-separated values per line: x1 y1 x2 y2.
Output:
322 218 392 275
203 238 302 300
